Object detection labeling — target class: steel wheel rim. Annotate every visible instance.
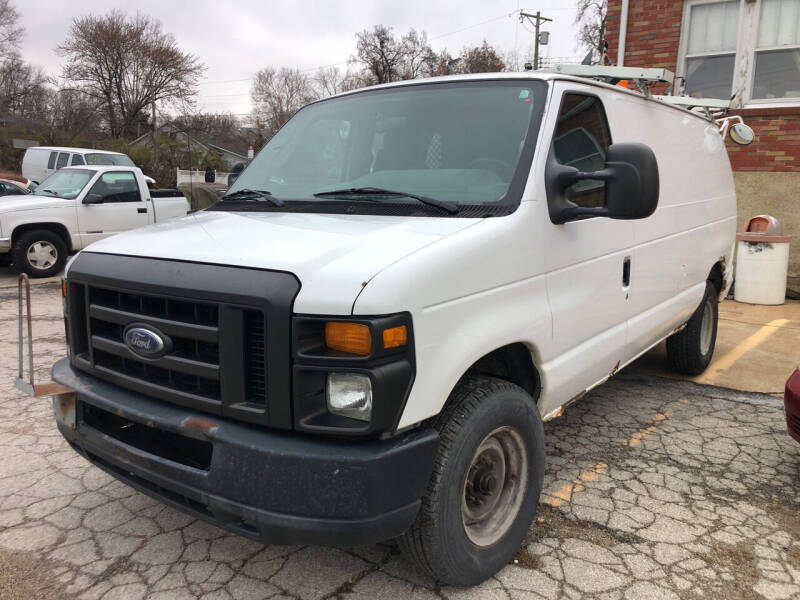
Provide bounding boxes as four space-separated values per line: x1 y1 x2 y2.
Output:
26 241 58 270
700 295 714 356
461 426 528 547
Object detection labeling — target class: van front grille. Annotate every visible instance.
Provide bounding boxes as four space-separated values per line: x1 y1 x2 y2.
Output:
64 254 300 430
71 284 268 422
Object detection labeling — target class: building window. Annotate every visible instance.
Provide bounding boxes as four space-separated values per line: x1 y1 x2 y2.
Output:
684 1 740 98
680 0 800 105
753 0 800 99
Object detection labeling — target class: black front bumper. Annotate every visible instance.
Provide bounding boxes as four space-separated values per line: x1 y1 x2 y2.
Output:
52 358 438 546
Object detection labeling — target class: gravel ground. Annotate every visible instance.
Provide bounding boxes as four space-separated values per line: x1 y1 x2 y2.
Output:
1 273 798 599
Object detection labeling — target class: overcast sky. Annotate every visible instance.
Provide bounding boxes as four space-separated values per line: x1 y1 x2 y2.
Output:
17 1 582 116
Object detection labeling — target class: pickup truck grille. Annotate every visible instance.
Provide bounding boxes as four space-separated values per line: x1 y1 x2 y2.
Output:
65 253 299 429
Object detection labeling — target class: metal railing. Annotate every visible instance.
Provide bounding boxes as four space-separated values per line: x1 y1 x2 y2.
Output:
176 169 232 186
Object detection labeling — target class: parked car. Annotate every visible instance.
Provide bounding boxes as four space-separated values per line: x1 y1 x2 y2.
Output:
786 368 800 444
21 146 157 187
0 177 33 196
0 166 188 277
53 71 741 586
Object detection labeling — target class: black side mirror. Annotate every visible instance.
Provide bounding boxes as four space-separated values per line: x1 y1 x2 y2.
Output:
83 193 104 204
546 142 659 224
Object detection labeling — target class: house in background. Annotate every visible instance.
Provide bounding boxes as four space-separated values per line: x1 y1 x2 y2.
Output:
131 122 249 169
605 0 800 295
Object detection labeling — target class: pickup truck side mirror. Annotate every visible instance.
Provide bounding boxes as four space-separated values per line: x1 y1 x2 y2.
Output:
546 142 660 224
83 193 104 204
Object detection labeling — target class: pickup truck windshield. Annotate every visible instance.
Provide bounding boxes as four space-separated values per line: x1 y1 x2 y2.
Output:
225 80 546 217
85 153 136 167
36 169 95 199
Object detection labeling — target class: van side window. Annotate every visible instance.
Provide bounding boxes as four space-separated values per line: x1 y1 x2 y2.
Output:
47 152 57 169
71 154 85 166
56 152 70 170
553 94 612 209
86 171 140 203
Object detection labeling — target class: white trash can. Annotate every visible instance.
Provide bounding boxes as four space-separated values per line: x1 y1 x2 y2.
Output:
734 215 791 305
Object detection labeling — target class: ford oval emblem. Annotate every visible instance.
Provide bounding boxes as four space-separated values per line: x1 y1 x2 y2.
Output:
123 325 168 358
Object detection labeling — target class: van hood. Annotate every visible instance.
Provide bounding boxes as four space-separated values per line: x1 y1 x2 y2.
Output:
80 210 480 314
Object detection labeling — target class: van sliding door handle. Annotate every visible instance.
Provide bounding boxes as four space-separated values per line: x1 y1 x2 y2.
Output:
622 256 631 287
137 207 147 214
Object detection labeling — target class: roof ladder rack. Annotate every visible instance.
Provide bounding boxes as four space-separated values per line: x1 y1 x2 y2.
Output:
545 64 675 96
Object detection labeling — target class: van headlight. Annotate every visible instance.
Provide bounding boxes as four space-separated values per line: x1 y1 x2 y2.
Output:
327 373 372 421
293 313 414 436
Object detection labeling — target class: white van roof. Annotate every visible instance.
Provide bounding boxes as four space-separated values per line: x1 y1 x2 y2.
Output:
325 71 715 124
28 147 128 155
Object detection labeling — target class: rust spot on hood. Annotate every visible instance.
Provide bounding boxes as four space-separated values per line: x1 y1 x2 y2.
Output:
182 415 219 434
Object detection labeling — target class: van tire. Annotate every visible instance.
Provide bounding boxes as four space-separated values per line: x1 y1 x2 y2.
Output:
667 281 718 376
11 229 68 278
398 376 545 586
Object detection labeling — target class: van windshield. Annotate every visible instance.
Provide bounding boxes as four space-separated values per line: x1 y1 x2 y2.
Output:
224 80 546 217
36 169 95 199
85 153 136 167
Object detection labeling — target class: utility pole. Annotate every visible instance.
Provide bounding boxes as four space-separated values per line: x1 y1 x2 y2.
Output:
520 10 552 70
151 99 157 174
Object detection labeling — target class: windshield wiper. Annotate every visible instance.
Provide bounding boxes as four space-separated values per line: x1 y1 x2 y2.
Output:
220 188 285 207
39 188 58 196
313 187 458 215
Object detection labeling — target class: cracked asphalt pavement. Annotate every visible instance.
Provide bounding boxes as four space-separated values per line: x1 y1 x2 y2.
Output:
1 275 799 599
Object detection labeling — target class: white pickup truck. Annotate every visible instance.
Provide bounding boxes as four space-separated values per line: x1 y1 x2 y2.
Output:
0 166 188 277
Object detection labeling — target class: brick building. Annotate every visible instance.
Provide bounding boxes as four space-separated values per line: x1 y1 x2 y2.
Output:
605 0 800 293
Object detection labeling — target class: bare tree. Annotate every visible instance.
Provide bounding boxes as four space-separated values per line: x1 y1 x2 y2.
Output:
462 41 506 73
0 54 49 117
429 50 463 77
251 66 316 138
0 0 22 59
400 29 437 79
575 0 607 63
313 65 364 98
42 88 103 144
354 25 408 84
57 11 204 138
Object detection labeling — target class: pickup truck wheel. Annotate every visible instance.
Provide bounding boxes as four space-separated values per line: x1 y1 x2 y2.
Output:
667 281 718 376
398 376 545 586
12 230 67 278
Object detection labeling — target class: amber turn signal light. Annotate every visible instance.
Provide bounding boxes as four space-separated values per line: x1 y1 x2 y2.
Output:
61 280 67 298
325 322 372 355
382 325 407 349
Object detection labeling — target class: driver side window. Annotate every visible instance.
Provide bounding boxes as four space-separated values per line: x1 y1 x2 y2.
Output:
87 172 140 203
553 94 612 209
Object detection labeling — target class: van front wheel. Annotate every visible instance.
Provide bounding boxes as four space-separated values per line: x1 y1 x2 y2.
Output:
667 281 718 375
398 376 545 586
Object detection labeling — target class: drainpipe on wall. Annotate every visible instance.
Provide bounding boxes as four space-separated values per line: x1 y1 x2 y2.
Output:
617 0 629 66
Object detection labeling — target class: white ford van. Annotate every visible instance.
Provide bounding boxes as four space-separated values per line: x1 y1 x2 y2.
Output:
21 147 152 185
53 71 744 586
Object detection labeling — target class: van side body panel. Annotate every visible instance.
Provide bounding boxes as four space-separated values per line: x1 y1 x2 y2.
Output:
603 93 737 358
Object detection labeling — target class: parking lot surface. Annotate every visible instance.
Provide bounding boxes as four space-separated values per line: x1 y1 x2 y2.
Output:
1 271 798 599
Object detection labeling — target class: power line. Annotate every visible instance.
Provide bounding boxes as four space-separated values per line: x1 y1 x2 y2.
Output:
197 10 528 88
429 11 516 41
